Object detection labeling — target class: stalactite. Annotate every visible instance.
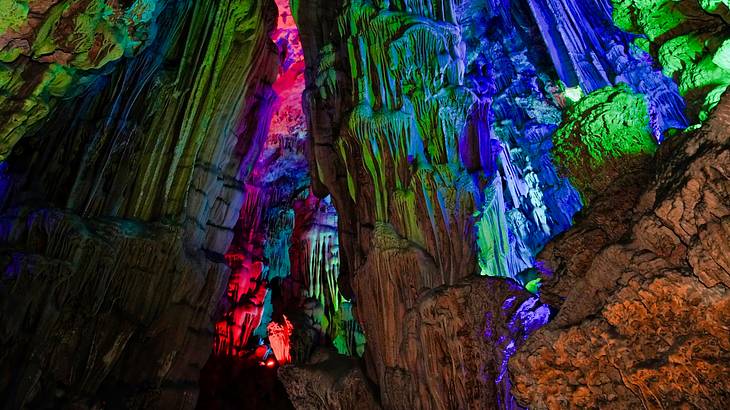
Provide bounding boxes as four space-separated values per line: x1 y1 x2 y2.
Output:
212 0 310 358
0 0 168 161
476 177 511 278
291 193 364 355
524 0 688 133
295 0 699 405
463 0 583 279
0 0 280 407
1 0 719 407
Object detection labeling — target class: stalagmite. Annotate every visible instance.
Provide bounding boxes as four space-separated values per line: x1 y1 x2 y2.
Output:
268 315 294 364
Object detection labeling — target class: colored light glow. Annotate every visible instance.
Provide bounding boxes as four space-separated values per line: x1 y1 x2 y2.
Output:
552 84 657 198
214 0 307 356
613 0 729 122
564 86 583 102
524 278 541 294
270 0 306 137
214 0 364 362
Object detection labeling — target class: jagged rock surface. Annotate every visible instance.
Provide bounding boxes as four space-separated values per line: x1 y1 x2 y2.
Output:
280 276 550 410
278 348 380 410
396 276 550 409
0 209 227 408
509 92 730 409
0 0 165 160
297 1 487 404
2 0 727 409
526 0 687 132
611 0 730 121
294 0 693 408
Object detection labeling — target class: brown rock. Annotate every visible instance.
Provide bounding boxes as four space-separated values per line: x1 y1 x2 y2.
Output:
509 92 730 409
279 348 380 410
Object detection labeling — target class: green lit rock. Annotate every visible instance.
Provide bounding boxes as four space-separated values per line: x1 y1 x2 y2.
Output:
552 84 657 200
0 0 164 161
612 0 730 122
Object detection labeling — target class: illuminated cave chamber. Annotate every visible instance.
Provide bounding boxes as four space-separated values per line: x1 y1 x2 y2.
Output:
213 0 363 359
0 0 728 409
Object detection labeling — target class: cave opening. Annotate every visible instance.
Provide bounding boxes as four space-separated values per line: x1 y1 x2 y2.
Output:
197 1 364 408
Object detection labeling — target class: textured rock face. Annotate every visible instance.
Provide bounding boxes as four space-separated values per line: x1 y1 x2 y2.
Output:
526 0 688 132
2 0 727 409
297 1 483 404
278 348 380 410
0 209 228 408
0 0 279 408
295 1 500 405
612 0 730 121
281 276 549 410
509 92 730 408
550 84 657 201
0 0 166 160
210 0 363 368
396 276 550 409
293 0 694 408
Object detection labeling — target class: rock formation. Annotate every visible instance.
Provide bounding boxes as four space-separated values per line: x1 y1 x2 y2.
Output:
612 0 730 122
510 90 730 410
278 348 380 410
208 0 365 363
0 0 280 408
550 84 658 200
292 0 728 408
0 0 167 160
198 1 365 407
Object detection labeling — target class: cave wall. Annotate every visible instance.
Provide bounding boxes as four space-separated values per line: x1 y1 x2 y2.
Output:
294 0 574 407
209 0 364 367
612 0 730 122
507 3 730 407
293 0 728 408
510 89 730 410
0 0 280 408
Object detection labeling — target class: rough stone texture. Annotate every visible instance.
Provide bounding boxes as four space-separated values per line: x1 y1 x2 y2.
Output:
207 6 365 400
296 1 486 405
0 209 227 408
280 277 550 410
509 92 730 409
525 0 688 132
0 0 166 160
2 1 726 409
397 276 549 410
278 348 380 410
611 0 730 121
0 0 280 254
0 0 280 408
550 84 657 201
535 163 653 307
292 0 690 408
